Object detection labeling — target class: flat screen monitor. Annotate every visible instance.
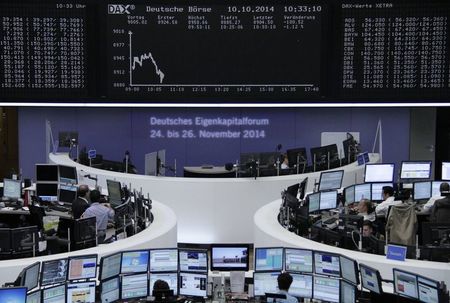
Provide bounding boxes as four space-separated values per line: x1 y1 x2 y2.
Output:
68 255 97 281
0 228 10 252
417 275 440 303
393 268 418 300
211 244 249 271
36 164 59 182
319 190 338 211
107 179 122 207
421 222 450 246
284 248 313 273
432 181 445 197
360 263 382 294
289 273 313 298
58 165 78 185
357 152 370 166
149 272 178 296
413 181 432 201
41 258 68 286
11 226 38 253
0 287 27 303
318 170 344 191
36 183 58 202
27 290 41 303
313 251 340 277
179 272 207 298
253 272 280 297
58 184 77 204
42 284 65 303
66 281 96 303
354 183 371 202
3 178 21 199
121 250 149 274
340 280 357 303
286 183 300 198
101 277 120 303
254 247 283 272
442 162 450 180
401 161 432 180
313 276 340 303
287 148 307 168
259 152 278 167
371 182 393 201
364 164 395 183
308 192 320 213
178 249 208 273
121 273 148 300
339 256 359 285
100 253 122 281
344 185 355 204
149 248 178 272
21 262 40 291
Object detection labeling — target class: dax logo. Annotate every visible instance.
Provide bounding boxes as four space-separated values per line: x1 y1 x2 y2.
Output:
108 4 133 14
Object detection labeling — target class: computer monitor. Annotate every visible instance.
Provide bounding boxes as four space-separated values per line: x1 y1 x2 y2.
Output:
179 272 207 298
287 273 312 298
58 165 77 185
339 214 364 232
354 183 371 202
286 183 300 199
259 152 278 167
11 226 38 253
401 161 432 180
254 247 283 272
421 222 450 246
26 290 41 303
101 276 120 303
121 250 149 274
210 244 249 271
0 287 27 303
66 281 96 303
319 190 338 211
42 284 65 303
58 184 77 204
313 251 340 277
357 152 370 166
41 258 68 286
0 228 11 253
100 252 122 281
339 256 359 285
68 255 97 281
253 272 279 297
417 275 440 303
178 249 208 273
149 248 178 272
318 170 344 191
36 164 59 182
364 164 395 183
107 180 122 207
298 178 308 200
371 182 393 201
313 276 340 303
432 181 445 197
308 192 320 213
340 280 357 303
442 162 450 180
413 181 432 201
360 263 382 294
20 262 40 291
393 268 418 300
121 273 148 300
287 148 307 168
3 178 21 199
284 248 313 273
344 185 355 204
36 183 58 202
149 272 178 296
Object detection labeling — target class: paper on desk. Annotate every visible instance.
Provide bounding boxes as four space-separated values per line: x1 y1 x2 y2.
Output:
230 271 245 293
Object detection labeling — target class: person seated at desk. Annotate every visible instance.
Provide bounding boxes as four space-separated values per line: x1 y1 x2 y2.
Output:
375 186 402 217
431 189 450 223
362 220 374 237
281 154 289 169
268 272 298 303
422 182 450 214
357 199 375 222
152 279 177 302
72 184 90 219
82 189 114 244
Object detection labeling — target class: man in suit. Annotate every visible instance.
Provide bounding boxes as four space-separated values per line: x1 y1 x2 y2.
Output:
72 184 90 219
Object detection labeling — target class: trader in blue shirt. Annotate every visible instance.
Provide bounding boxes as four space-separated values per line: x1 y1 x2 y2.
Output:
82 189 114 243
274 272 298 303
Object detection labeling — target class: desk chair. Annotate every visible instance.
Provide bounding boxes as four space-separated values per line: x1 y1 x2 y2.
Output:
265 292 287 303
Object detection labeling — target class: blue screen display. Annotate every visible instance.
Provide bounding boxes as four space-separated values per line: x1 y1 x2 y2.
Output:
121 250 149 274
0 287 27 303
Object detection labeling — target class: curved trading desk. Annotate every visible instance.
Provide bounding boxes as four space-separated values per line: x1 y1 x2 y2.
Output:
0 200 177 287
254 199 450 288
50 153 379 244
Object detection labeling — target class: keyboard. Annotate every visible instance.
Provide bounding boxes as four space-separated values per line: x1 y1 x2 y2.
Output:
52 205 70 212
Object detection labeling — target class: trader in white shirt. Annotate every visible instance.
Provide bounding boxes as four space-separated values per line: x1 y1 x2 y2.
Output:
375 186 401 217
422 182 449 214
